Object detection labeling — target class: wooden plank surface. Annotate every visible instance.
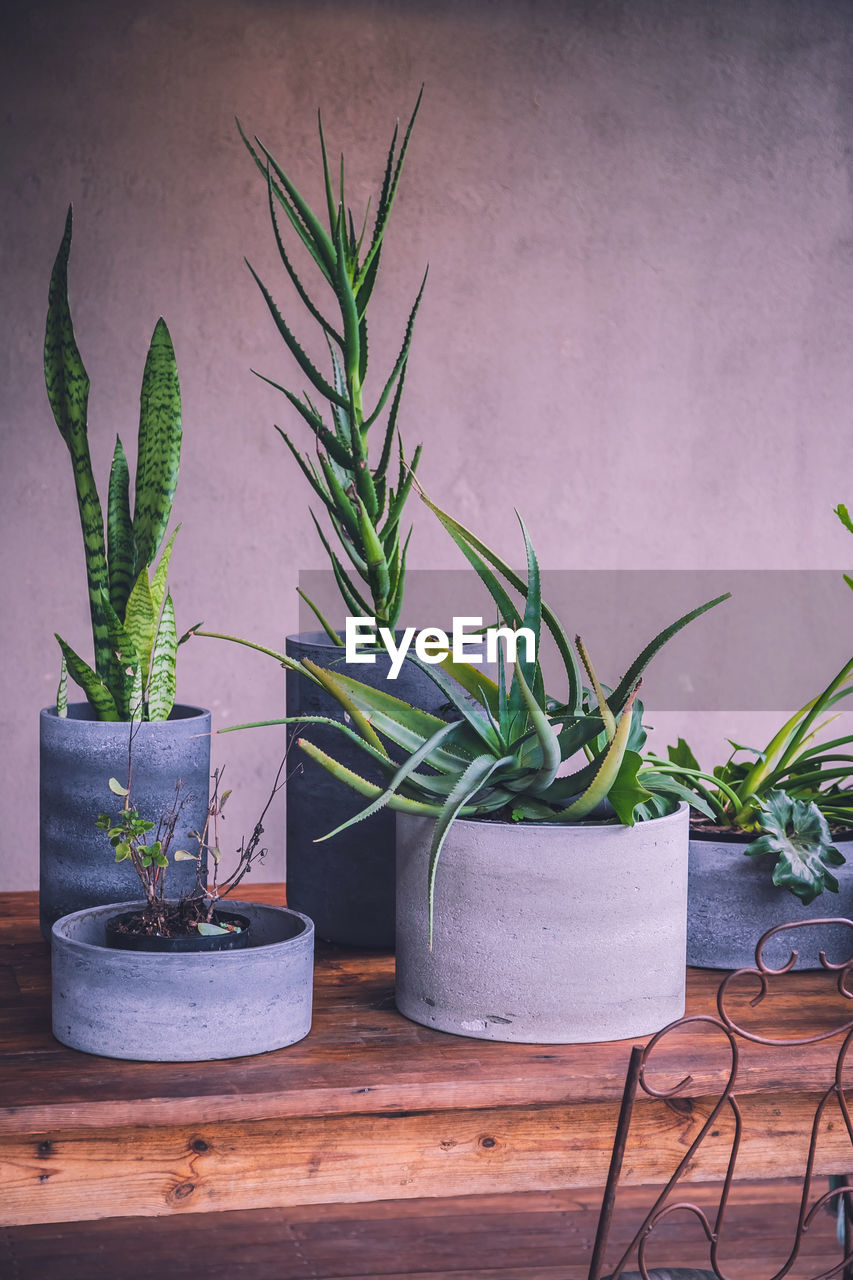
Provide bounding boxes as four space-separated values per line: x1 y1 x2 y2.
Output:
1 1182 846 1279
4 890 853 1227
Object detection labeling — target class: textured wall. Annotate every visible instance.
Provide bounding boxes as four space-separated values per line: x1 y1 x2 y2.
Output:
3 0 853 889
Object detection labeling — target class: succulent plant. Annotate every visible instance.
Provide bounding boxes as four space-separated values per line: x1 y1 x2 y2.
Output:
239 92 426 637
645 655 853 903
214 492 728 938
45 206 195 721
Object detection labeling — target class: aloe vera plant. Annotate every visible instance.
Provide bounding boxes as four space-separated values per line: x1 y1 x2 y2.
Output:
213 492 728 937
239 93 426 637
45 206 194 721
644 654 853 903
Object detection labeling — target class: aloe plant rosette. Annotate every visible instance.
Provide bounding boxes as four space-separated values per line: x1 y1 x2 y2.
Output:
39 207 209 935
216 494 727 1036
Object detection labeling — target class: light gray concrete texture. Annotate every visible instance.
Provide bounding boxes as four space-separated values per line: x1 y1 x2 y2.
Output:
395 803 690 1043
51 900 314 1060
687 835 853 969
39 704 211 936
5 0 853 889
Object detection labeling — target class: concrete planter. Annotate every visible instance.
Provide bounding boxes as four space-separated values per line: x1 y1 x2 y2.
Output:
687 833 853 970
285 632 447 948
52 900 314 1061
39 704 211 939
395 804 690 1044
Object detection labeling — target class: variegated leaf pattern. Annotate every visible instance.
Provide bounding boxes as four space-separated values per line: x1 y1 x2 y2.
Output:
54 635 120 721
150 525 179 618
45 205 111 678
147 592 177 721
133 318 182 573
107 436 134 618
124 565 157 689
102 595 142 721
56 655 68 717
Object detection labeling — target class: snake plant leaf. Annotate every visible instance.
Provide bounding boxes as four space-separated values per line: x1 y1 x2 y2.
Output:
427 753 516 947
362 268 428 430
55 635 120 720
107 436 134 619
45 207 111 679
102 595 143 720
56 655 68 717
147 592 177 721
124 565 157 689
746 789 845 904
133 319 181 573
150 526 179 619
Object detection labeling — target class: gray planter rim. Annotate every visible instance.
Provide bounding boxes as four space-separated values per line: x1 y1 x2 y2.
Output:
53 900 313 957
40 702 209 722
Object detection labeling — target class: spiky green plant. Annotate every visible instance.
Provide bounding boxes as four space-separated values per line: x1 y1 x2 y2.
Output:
210 492 728 938
645 654 853 903
45 206 195 721
239 92 426 638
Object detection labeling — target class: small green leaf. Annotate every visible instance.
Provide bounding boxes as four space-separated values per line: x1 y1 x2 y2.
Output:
108 778 129 796
197 921 238 936
115 842 131 861
172 849 196 861
667 737 701 772
746 789 845 904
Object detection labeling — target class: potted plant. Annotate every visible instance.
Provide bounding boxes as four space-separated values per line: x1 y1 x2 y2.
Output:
201 94 444 946
51 757 314 1062
646 657 853 970
40 206 209 935
224 491 729 1043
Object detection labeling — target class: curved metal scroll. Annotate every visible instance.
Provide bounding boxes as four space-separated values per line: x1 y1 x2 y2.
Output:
590 919 853 1280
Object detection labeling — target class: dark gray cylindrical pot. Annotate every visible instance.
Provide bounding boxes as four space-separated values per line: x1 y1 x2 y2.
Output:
39 704 211 939
396 804 690 1044
285 632 448 948
687 833 853 970
51 900 314 1061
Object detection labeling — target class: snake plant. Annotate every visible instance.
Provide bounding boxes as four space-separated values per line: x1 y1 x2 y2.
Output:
45 206 194 722
644 655 853 903
212 492 728 938
239 92 426 639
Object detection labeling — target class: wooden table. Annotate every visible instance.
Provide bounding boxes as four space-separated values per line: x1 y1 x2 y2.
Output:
3 887 853 1229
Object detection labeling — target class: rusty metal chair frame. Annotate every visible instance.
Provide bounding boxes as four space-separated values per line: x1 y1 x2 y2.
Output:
588 919 853 1280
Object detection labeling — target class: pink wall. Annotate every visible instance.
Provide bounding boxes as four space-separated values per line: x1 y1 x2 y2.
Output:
3 0 853 888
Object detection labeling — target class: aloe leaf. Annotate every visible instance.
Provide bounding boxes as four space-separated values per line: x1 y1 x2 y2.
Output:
417 489 583 713
301 662 388 755
384 443 422 543
194 630 316 677
606 593 730 718
836 503 853 535
274 428 338 516
133 319 181 572
575 636 617 739
333 213 362 394
357 86 423 290
262 383 353 469
427 752 514 947
296 588 344 646
550 688 639 822
435 652 500 718
298 737 443 816
513 661 560 791
147 592 177 720
56 655 68 717
362 269 428 430
507 515 542 723
265 165 342 346
247 261 349 412
375 367 407 486
309 512 373 617
405 655 503 753
243 126 336 276
55 635 120 720
355 497 390 616
107 436 134 619
45 206 110 678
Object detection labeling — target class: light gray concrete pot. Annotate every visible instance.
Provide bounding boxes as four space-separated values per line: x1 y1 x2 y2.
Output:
39 704 210 939
395 804 690 1044
285 632 448 948
687 834 853 970
51 900 314 1061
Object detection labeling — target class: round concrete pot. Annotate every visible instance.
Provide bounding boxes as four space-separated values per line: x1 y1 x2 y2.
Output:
39 704 211 939
52 900 314 1061
395 804 690 1044
687 832 853 970
285 632 448 948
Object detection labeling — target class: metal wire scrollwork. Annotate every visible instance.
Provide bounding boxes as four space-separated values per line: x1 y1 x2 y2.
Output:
590 920 853 1280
